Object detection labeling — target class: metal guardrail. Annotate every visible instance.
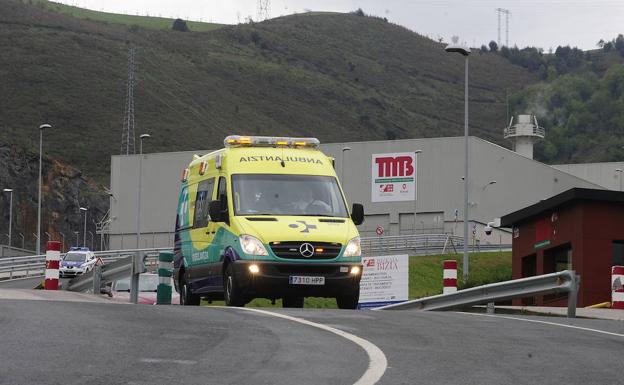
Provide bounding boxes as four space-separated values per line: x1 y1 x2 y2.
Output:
0 248 170 281
378 270 580 317
67 255 136 292
360 234 510 255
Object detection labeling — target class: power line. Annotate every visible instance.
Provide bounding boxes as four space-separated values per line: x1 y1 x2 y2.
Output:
121 47 136 155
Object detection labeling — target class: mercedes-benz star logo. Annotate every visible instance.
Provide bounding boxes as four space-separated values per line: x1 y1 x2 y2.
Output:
299 243 315 258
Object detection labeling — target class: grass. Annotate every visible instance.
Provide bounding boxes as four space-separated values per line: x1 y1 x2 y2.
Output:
30 0 224 31
201 251 512 309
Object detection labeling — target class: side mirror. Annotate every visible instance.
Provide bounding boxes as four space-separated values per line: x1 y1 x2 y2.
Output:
208 200 223 222
351 203 364 225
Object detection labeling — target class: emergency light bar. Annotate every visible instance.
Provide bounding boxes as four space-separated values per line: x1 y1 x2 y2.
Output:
224 135 320 149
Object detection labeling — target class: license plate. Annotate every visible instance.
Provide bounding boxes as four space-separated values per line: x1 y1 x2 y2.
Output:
288 276 325 285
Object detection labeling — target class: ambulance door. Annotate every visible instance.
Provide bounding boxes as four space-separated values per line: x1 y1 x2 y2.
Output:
188 177 217 290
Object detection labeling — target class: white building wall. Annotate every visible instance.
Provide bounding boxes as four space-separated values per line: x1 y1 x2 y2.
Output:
109 137 603 249
553 162 624 191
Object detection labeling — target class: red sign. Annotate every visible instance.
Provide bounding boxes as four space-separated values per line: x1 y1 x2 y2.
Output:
375 156 414 177
376 226 384 236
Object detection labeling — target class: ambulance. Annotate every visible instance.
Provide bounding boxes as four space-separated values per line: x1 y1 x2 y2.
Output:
173 135 364 309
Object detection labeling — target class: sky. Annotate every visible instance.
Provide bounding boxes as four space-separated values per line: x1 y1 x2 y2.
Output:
53 0 623 51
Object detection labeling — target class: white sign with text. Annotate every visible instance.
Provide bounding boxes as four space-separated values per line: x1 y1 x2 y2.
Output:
358 254 409 309
371 152 416 202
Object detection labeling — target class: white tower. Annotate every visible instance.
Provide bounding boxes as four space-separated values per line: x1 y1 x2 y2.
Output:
504 115 545 159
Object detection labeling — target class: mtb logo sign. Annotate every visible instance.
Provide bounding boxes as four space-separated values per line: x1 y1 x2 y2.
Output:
371 152 417 202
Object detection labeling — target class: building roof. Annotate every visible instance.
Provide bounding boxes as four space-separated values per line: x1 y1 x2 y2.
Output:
500 188 624 227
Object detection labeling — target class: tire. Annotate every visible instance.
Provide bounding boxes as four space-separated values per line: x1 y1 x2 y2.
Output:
336 288 360 310
180 274 200 306
224 264 246 307
282 296 304 308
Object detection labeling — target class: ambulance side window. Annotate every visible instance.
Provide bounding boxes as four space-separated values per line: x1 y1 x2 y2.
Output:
194 178 215 229
176 186 192 230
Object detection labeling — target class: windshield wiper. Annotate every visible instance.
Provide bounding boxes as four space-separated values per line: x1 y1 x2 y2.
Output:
299 214 339 217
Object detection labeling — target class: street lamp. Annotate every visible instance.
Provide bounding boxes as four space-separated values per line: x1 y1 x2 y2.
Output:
37 123 52 255
133 133 150 304
340 147 351 183
445 41 471 282
482 180 497 191
80 207 88 247
616 169 623 191
3 189 13 247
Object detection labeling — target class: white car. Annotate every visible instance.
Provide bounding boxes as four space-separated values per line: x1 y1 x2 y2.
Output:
59 248 97 278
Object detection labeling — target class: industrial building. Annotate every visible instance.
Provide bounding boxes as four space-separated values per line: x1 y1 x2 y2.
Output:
107 130 603 250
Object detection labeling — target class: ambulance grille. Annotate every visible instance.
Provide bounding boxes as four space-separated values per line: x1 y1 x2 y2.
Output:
269 241 342 260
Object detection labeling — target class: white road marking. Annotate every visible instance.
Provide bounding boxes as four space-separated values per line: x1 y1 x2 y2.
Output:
460 312 624 338
140 358 197 365
237 307 388 385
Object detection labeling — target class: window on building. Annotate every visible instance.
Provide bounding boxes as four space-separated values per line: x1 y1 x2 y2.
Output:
613 241 624 266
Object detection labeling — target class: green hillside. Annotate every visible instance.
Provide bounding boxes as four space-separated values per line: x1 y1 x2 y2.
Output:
29 0 224 31
1 0 538 183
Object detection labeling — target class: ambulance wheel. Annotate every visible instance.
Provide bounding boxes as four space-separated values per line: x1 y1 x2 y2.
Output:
282 296 304 308
336 289 359 310
180 275 200 306
224 264 245 307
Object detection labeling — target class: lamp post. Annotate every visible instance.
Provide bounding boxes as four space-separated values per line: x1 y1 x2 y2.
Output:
616 169 623 192
80 207 88 247
445 41 471 282
3 189 13 247
413 150 422 233
133 133 150 304
37 123 52 255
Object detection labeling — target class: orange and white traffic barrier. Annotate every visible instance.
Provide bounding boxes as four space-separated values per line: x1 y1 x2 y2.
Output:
612 266 624 310
443 260 457 294
44 241 61 290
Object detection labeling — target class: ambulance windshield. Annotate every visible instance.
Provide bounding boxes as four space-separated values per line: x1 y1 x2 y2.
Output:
232 174 348 217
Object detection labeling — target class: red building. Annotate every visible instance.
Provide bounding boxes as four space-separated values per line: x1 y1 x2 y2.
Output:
500 188 624 307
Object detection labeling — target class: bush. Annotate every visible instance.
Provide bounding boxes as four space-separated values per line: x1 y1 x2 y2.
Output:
352 8 365 17
172 18 189 32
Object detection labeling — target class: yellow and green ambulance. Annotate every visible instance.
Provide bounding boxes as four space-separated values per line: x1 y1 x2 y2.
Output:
173 135 364 308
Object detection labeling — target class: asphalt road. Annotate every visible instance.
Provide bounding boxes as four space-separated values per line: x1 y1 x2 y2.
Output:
0 276 73 289
0 299 622 385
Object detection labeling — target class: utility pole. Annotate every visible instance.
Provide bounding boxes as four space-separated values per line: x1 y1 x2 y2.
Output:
121 47 136 155
257 0 271 21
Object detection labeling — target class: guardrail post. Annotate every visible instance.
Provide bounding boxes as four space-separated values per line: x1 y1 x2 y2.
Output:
92 265 102 295
612 266 624 309
157 251 174 305
44 241 61 290
567 272 579 318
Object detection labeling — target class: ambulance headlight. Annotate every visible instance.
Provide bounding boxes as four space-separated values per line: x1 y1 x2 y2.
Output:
343 237 361 257
239 235 269 256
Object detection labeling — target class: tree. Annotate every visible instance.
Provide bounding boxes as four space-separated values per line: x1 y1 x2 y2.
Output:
172 18 189 32
488 40 498 52
480 44 488 53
